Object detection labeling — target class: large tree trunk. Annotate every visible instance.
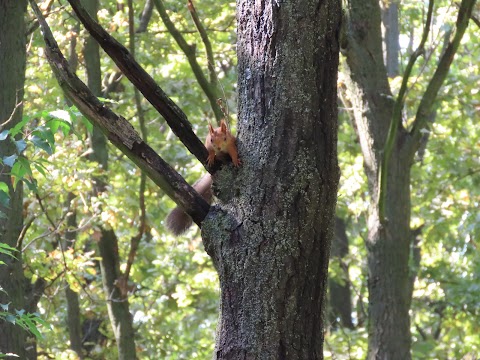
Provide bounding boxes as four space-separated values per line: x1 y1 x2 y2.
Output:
202 1 341 358
0 1 28 357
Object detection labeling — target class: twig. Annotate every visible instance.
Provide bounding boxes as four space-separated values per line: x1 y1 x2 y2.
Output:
0 95 23 132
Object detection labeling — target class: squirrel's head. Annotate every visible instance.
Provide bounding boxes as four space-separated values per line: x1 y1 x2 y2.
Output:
208 120 229 152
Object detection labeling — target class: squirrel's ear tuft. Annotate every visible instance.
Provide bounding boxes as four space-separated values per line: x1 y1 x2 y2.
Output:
220 120 227 133
208 123 215 134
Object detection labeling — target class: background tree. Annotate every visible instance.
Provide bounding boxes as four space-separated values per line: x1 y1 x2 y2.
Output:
0 1 28 357
339 0 477 358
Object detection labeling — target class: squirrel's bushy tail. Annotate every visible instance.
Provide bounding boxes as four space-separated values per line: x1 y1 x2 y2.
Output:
165 173 213 235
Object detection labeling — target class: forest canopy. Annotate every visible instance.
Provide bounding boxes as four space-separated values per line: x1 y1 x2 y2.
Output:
0 0 479 359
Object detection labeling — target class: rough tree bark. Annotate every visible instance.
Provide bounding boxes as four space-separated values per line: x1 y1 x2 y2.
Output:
340 0 476 358
201 1 341 358
0 1 28 357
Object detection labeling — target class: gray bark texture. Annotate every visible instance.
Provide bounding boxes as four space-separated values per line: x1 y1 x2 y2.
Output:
202 1 341 359
0 0 28 358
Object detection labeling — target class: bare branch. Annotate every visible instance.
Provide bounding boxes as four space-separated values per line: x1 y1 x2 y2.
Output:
136 0 154 33
152 0 223 122
187 0 217 86
410 0 477 145
0 94 23 132
64 0 209 167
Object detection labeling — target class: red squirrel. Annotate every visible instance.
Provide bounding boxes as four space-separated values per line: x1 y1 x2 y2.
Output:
206 119 241 167
166 120 240 235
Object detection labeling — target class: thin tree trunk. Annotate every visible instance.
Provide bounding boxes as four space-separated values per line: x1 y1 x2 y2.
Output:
365 154 412 360
97 229 137 360
82 1 137 358
202 1 341 358
64 194 84 359
63 28 86 360
329 217 354 329
0 1 28 357
382 0 400 77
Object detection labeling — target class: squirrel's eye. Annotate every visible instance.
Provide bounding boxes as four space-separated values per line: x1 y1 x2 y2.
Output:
210 139 213 143
223 137 226 141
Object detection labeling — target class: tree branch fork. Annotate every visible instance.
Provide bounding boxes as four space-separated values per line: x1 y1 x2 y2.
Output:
29 0 214 228
377 0 477 223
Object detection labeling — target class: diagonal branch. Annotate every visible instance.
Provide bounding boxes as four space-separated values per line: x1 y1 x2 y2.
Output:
29 0 210 227
410 0 477 146
455 1 480 29
187 0 217 87
152 0 223 122
378 0 434 223
64 0 209 167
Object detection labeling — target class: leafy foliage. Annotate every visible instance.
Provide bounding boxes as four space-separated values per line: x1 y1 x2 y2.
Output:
12 0 480 358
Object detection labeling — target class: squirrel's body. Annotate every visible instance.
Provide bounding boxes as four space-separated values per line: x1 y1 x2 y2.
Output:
165 120 240 235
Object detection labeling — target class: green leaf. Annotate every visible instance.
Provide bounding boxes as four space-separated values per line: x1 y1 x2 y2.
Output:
48 109 72 124
33 162 48 177
9 116 29 137
14 139 27 154
0 182 9 194
30 136 53 155
47 118 71 136
5 314 16 325
0 130 9 141
2 154 17 167
21 315 42 339
22 178 38 193
17 157 33 177
11 162 27 188
80 115 94 133
0 243 18 259
31 126 55 152
0 186 10 208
